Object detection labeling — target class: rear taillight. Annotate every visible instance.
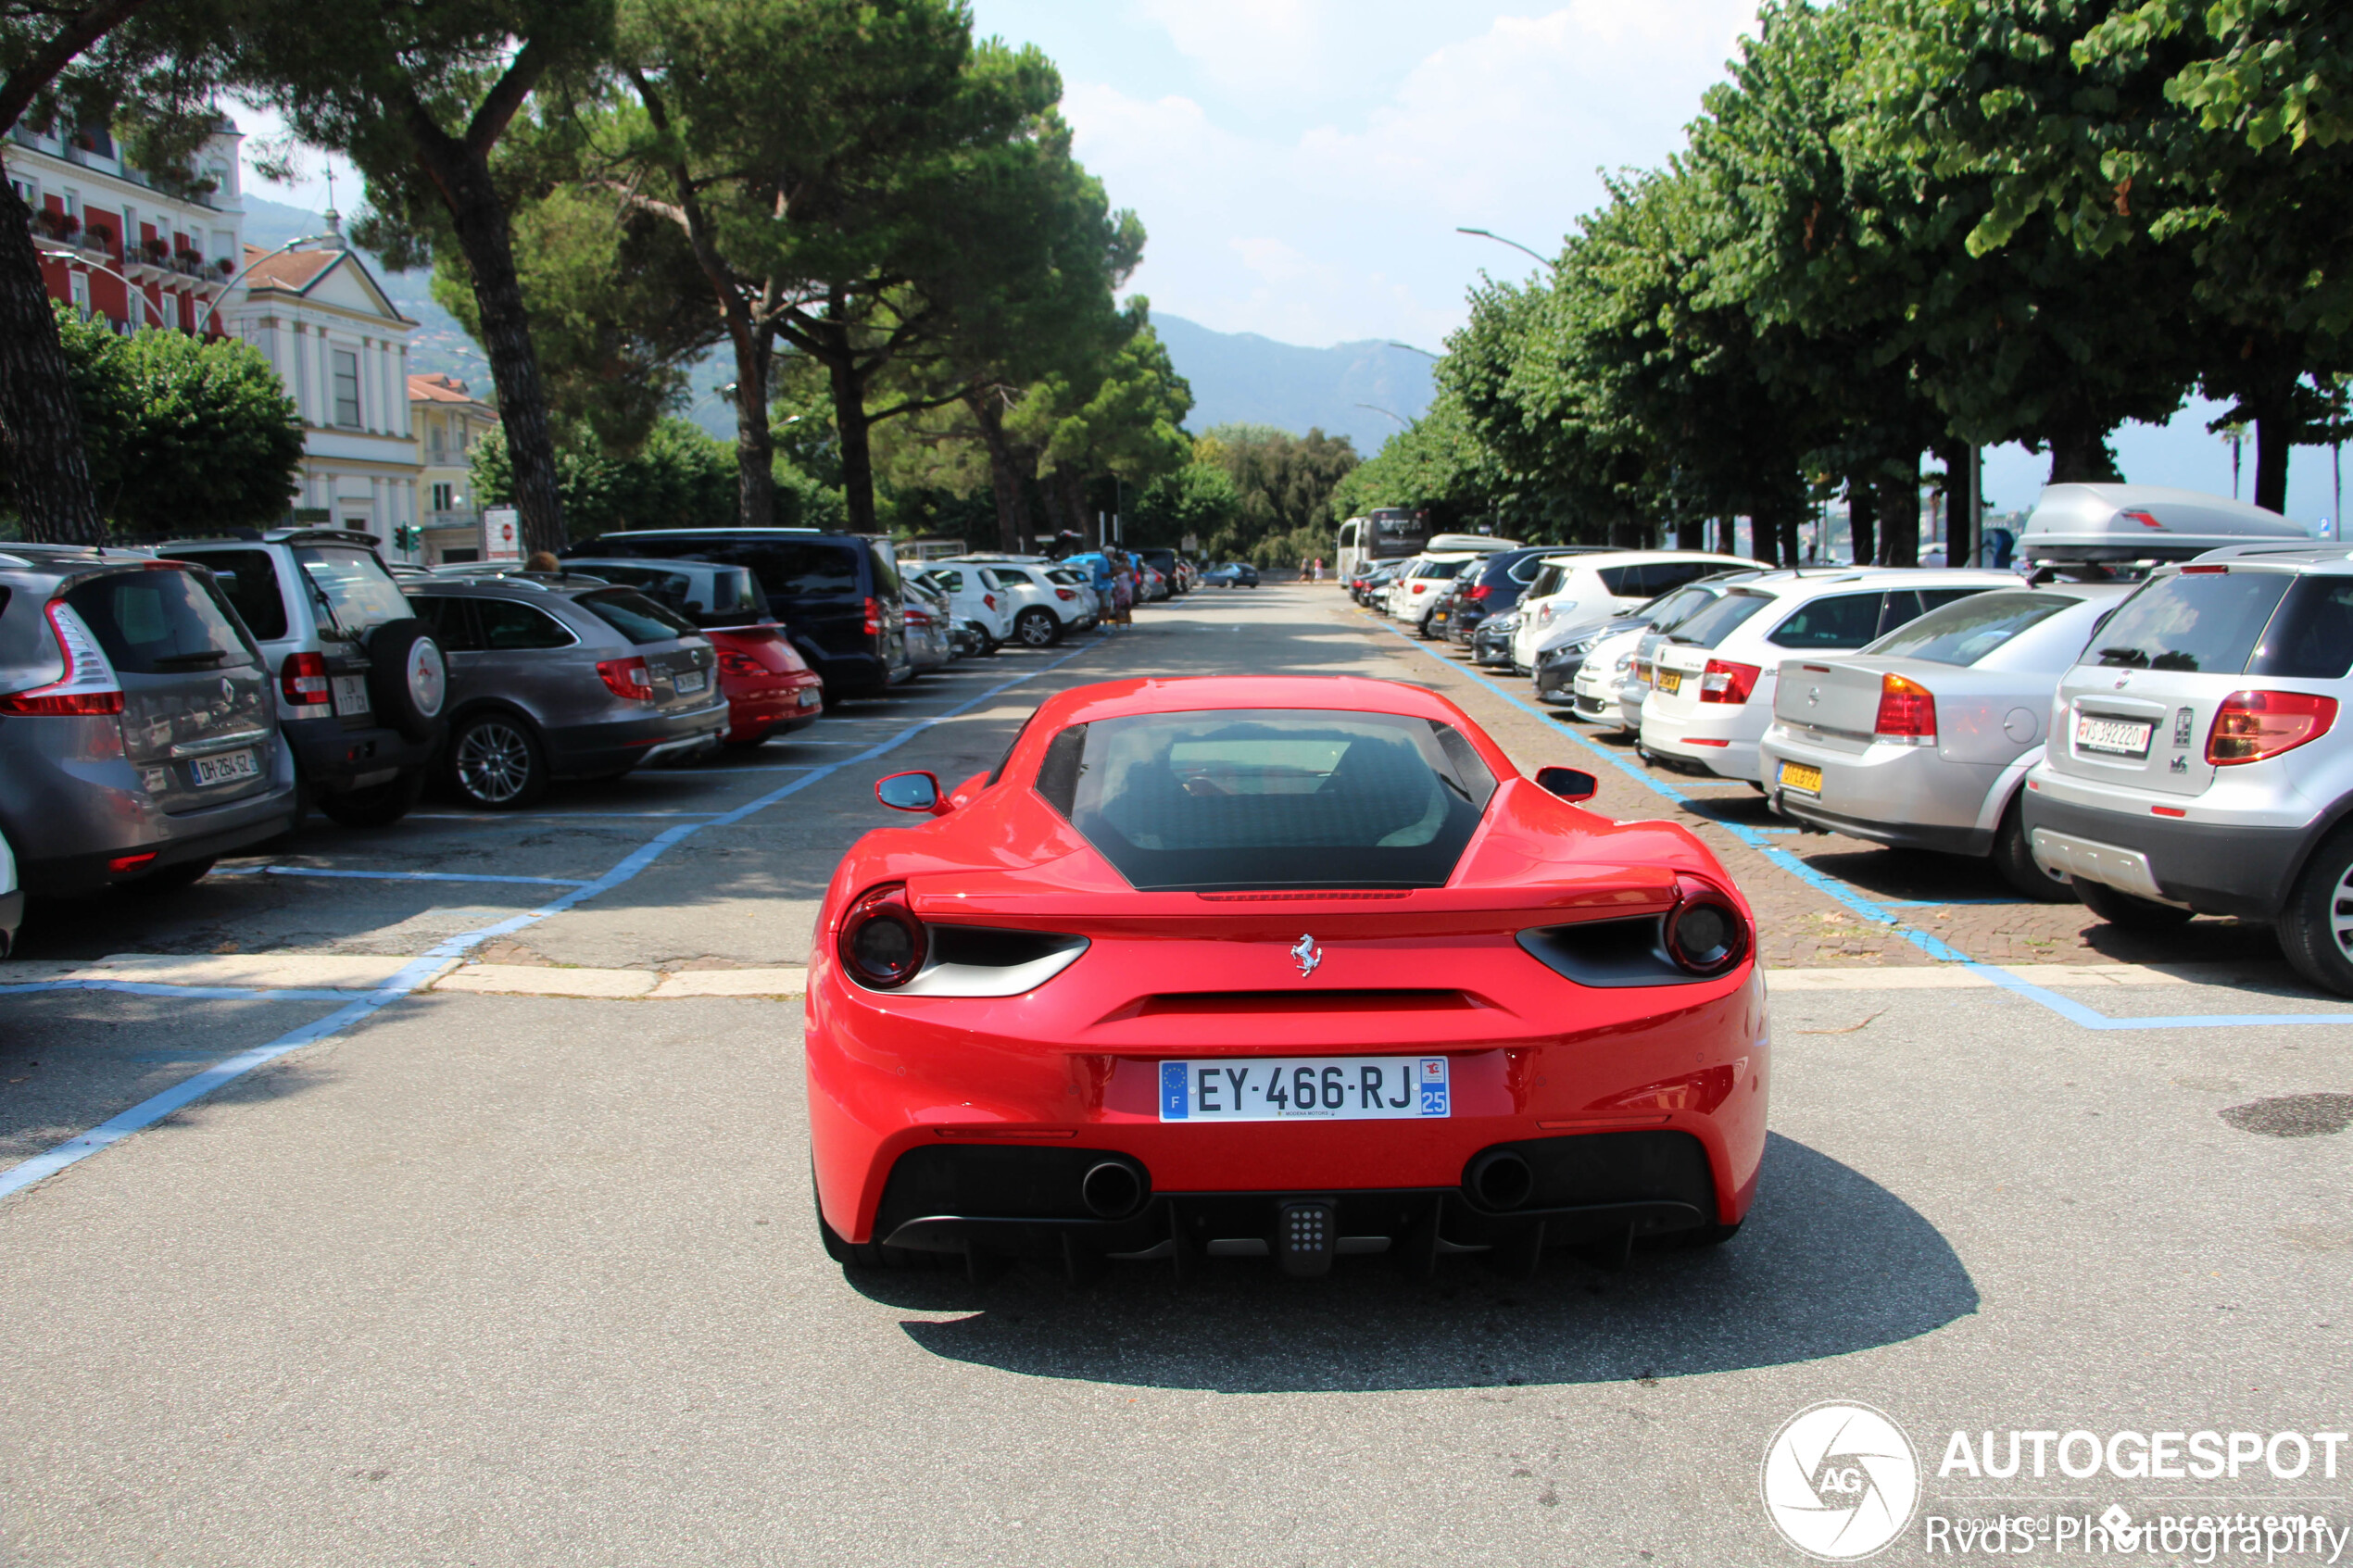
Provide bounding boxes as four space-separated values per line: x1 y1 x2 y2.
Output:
863 596 884 638
717 649 762 677
280 649 332 708
837 884 926 989
1699 659 1760 704
2208 690 2337 765
597 656 654 701
904 607 932 626
1873 672 1937 743
982 594 996 610
1467 583 1491 600
1056 587 1076 601
1666 878 1749 976
0 602 125 716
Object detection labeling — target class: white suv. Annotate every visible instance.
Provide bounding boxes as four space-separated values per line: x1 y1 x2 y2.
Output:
1508 551 1755 673
1640 569 2019 782
2022 546 2353 994
1383 553 1483 630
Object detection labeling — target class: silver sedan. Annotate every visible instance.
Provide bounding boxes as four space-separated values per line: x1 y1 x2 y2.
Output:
1758 583 2131 898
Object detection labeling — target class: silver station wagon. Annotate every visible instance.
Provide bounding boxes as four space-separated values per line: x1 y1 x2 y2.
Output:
404 575 725 809
0 544 296 896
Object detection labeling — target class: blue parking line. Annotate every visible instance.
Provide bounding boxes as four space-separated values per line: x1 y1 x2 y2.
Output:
1372 616 2353 1028
0 639 1108 1203
211 866 593 888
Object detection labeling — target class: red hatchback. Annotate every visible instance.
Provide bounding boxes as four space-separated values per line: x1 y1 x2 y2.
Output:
807 675 1767 1281
563 558 824 746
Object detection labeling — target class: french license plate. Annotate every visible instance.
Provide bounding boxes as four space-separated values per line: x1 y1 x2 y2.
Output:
332 674 371 717
2075 714 2153 758
1656 670 1683 695
1779 759 1823 795
673 668 708 695
1159 1056 1451 1122
190 748 258 786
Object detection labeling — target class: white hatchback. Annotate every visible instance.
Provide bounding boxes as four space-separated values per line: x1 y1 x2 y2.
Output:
1383 554 1484 628
1509 551 1756 672
920 564 1016 651
1640 569 2020 782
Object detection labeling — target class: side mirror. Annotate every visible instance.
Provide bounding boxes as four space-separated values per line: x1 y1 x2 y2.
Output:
1535 766 1598 803
876 770 949 815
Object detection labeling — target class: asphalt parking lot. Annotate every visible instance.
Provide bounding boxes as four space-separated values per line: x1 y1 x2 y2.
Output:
3 584 2349 1566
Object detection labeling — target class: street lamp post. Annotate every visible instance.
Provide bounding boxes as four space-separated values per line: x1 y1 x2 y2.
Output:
32 240 173 330
1455 227 1554 270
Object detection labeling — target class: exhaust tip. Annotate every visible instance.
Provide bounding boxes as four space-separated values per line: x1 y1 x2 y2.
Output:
1080 1160 1146 1219
1466 1148 1535 1211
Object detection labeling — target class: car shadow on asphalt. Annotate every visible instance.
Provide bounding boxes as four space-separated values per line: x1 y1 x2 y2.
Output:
849 1133 1977 1392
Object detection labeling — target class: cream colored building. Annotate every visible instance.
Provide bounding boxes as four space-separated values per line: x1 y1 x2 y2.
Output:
409 373 499 564
221 230 422 553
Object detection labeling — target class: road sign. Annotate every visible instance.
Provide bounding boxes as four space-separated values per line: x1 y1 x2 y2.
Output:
484 508 521 562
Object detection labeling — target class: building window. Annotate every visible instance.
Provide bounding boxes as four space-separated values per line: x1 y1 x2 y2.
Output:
431 483 455 513
68 272 88 313
332 348 362 427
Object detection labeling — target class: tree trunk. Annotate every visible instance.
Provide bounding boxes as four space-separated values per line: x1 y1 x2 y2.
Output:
2045 420 2123 484
408 114 566 555
726 323 775 529
965 392 1028 552
1051 468 1088 540
2254 412 2294 514
1846 475 1876 567
0 179 103 544
824 346 876 537
1937 441 1974 568
1880 463 1920 568
1675 513 1703 550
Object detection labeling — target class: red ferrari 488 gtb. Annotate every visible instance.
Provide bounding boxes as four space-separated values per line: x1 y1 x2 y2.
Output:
806 675 1768 1279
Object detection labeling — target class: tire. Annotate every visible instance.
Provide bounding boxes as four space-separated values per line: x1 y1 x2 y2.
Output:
129 856 216 892
316 767 427 829
2276 830 2353 997
365 620 448 744
1990 797 2075 901
2073 875 2195 931
1014 608 1059 648
446 711 549 809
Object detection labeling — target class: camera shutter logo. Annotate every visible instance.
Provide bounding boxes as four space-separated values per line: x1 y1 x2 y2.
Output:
1760 1402 1919 1561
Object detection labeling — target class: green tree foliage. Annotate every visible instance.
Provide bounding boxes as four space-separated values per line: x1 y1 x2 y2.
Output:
1016 313 1192 539
2 303 302 537
1126 459 1240 550
1190 423 1356 563
470 416 838 536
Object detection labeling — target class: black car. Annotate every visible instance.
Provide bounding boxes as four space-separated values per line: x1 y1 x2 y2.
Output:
1441 546 1560 646
1134 547 1187 596
1201 561 1259 587
564 530 909 700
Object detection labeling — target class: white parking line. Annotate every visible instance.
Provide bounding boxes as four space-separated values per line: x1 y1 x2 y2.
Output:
213 866 591 888
0 639 1107 1202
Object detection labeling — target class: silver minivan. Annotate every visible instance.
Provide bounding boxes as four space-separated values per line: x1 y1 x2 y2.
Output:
0 543 296 897
2023 546 2353 992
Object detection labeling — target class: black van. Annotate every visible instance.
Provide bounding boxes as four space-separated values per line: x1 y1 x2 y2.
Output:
564 530 910 699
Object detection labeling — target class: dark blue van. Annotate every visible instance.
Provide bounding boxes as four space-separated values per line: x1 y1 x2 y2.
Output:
565 530 910 699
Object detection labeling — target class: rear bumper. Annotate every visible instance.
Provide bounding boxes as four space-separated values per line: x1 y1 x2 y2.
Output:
283 715 437 792
2020 788 2307 918
18 788 296 895
0 887 21 953
546 700 728 776
724 676 825 742
1 727 298 895
808 648 893 700
1760 730 1996 853
1641 704 1768 781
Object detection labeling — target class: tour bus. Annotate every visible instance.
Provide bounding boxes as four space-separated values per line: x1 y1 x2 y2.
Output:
1337 508 1430 581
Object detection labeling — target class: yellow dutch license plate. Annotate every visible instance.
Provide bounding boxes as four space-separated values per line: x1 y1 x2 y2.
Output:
1780 760 1823 795
1656 670 1682 695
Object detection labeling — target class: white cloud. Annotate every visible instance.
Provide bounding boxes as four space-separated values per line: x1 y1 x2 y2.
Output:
1132 0 1340 96
1063 4 1762 344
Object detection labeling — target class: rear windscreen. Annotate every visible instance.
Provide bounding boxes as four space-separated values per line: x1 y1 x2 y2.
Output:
1036 709 1497 892
576 588 698 646
1668 591 1772 649
293 546 412 637
1768 591 1886 649
67 570 258 672
1868 592 2073 666
2093 572 2293 673
174 549 287 639
2249 576 2353 679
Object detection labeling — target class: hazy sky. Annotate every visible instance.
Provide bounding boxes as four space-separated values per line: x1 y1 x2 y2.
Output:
234 2 2349 522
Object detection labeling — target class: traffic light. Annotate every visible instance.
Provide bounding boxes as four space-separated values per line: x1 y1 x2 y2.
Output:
393 523 421 553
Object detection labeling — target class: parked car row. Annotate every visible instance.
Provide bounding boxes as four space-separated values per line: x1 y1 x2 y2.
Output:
0 524 1156 947
1368 486 2353 994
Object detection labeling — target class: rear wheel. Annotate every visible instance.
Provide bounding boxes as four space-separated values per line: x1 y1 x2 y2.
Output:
2074 875 2195 930
1014 608 1059 648
2275 832 2353 997
316 767 427 829
447 711 549 809
1990 797 2075 901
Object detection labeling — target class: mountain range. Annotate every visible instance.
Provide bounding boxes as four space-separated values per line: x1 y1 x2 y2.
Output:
237 195 1435 455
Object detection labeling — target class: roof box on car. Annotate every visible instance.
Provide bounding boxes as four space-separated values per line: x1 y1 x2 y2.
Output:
1425 533 1518 553
2020 483 2306 565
